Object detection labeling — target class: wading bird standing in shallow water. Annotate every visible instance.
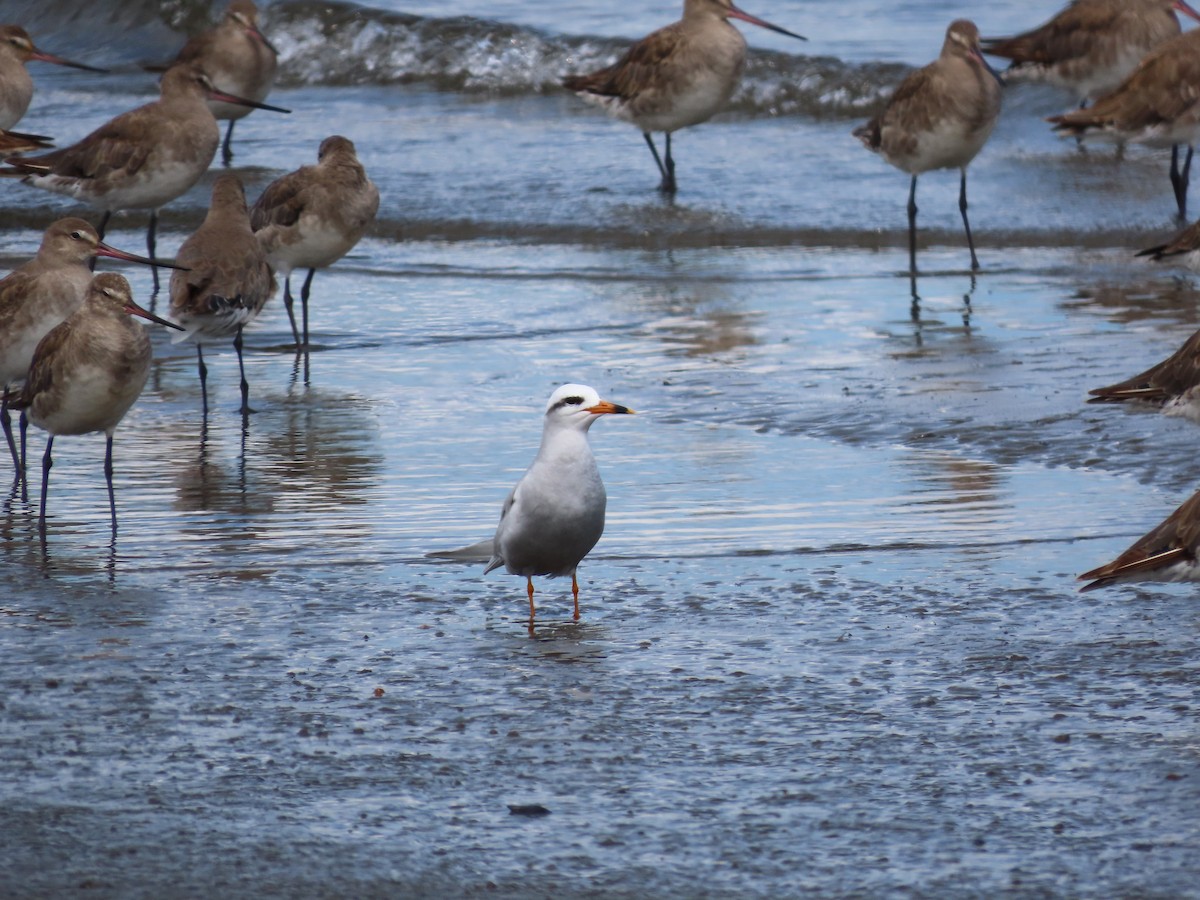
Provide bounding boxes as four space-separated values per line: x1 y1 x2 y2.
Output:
1048 28 1200 221
151 0 279 166
982 0 1200 107
0 218 185 481
7 273 183 532
854 20 1001 275
486 384 634 633
1080 488 1200 590
2 63 290 291
250 135 379 349
170 173 276 416
561 0 805 195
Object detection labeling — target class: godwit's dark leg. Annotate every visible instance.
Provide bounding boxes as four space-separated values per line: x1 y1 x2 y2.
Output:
91 211 112 272
662 132 676 194
221 120 236 167
299 269 316 348
38 435 53 526
642 132 671 193
907 174 919 275
196 344 209 415
959 167 979 271
18 411 27 498
147 209 160 294
234 326 253 415
104 433 116 534
1170 144 1194 221
282 275 300 347
1 392 18 475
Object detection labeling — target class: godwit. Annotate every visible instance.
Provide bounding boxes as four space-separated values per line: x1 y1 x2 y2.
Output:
249 135 379 348
7 273 183 531
1137 215 1200 271
1087 327 1200 422
169 173 275 415
0 218 185 479
3 63 289 289
1079 487 1200 590
561 0 805 194
153 0 278 166
1048 28 1200 220
485 384 634 632
983 0 1200 106
854 20 1003 273
0 25 104 134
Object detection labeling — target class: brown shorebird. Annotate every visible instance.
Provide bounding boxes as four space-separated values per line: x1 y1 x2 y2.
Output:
3 63 290 289
1049 28 1200 220
1135 214 1200 272
983 0 1200 105
1087 327 1200 422
484 384 634 633
561 0 805 194
169 173 275 415
250 135 379 348
854 20 1003 274
7 273 183 531
1080 487 1200 591
153 0 279 166
0 24 104 134
0 218 185 479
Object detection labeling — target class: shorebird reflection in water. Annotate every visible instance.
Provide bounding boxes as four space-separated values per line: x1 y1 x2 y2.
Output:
7 273 183 532
562 0 805 194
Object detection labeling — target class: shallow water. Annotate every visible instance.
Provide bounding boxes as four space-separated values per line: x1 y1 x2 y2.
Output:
2 0 1199 897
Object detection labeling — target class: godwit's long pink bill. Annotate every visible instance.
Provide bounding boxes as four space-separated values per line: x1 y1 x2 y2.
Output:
561 0 805 195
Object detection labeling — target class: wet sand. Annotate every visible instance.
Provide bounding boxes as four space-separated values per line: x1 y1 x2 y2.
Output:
2 2 1200 896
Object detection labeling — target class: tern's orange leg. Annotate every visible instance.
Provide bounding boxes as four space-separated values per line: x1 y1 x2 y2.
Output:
526 577 536 636
571 573 580 620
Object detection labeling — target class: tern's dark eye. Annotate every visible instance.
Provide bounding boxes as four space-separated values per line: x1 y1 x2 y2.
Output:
563 396 584 406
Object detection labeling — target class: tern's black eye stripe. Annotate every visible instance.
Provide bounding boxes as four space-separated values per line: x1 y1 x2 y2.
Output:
551 395 586 411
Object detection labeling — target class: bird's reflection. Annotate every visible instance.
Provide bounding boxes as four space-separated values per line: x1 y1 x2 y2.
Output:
905 270 975 350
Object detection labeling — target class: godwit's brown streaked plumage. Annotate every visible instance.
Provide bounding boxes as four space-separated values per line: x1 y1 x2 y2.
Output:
982 0 1200 105
1048 28 1200 220
250 135 379 348
1087 327 1200 422
6 273 183 531
561 0 805 194
170 173 275 416
1136 215 1200 272
0 24 105 133
854 20 1003 274
1079 487 1200 591
0 218 186 479
3 63 290 290
156 0 278 166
